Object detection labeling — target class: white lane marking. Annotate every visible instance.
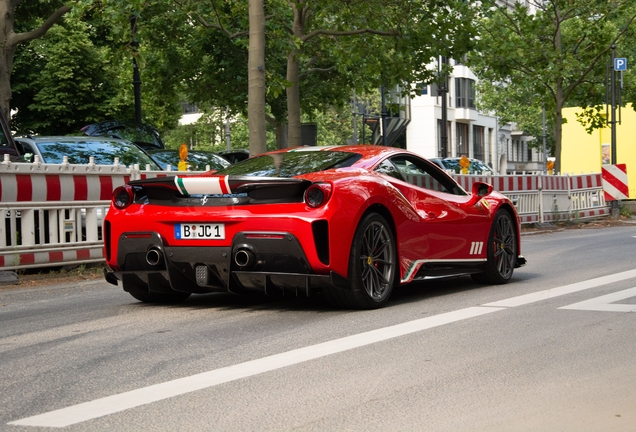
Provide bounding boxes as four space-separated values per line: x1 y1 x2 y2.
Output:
9 306 503 428
483 269 636 308
559 287 636 312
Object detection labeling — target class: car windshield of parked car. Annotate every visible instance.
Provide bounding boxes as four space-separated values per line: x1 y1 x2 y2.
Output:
215 150 361 177
149 150 230 171
36 140 161 169
441 158 493 174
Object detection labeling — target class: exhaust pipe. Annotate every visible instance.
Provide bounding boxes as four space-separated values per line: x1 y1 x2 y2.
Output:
234 248 257 269
146 248 164 266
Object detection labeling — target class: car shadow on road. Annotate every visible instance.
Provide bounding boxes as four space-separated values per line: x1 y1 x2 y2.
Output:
125 271 539 313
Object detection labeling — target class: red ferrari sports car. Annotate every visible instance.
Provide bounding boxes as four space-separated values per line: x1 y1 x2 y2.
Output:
103 145 526 309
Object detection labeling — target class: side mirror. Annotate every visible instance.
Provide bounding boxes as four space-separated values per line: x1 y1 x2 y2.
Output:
466 181 493 206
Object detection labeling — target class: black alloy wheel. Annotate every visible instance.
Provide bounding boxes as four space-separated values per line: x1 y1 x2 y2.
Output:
344 213 397 309
472 210 517 284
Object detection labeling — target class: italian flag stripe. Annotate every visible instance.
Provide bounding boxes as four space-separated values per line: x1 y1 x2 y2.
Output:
173 176 230 195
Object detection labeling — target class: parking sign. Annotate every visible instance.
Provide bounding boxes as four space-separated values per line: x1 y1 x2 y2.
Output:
614 58 627 71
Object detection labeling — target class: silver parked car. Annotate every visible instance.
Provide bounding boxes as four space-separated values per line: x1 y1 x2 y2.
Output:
14 136 162 170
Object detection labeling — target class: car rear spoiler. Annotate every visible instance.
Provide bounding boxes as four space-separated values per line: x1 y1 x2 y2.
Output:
129 175 312 199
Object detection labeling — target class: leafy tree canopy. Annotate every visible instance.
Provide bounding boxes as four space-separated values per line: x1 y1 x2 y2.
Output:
469 0 636 172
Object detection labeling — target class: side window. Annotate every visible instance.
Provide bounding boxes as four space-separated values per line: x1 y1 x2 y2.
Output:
389 155 465 195
375 159 404 181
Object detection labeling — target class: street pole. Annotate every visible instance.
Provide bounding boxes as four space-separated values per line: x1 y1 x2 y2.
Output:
542 104 547 173
352 91 358 145
131 15 142 123
611 45 617 166
225 106 231 151
439 56 448 157
610 45 620 217
380 86 387 147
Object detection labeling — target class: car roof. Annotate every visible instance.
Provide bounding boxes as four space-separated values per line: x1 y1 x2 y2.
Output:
80 120 164 149
16 136 133 144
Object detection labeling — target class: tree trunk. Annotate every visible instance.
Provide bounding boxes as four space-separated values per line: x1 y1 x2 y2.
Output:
285 4 304 148
0 2 71 124
554 82 564 174
553 7 563 175
0 0 14 122
266 115 288 149
0 46 14 123
248 0 267 155
286 51 302 148
275 121 288 149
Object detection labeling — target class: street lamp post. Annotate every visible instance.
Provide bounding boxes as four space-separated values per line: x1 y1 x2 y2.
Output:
439 56 449 158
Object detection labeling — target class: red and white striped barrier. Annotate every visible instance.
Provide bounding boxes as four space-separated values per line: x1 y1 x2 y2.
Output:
1 161 613 271
0 161 199 271
451 172 609 224
601 164 629 201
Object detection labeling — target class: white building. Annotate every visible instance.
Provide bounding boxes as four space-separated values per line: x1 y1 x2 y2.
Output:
402 0 543 173
404 57 543 174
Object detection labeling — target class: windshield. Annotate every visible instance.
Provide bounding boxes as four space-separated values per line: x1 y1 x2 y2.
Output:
215 150 361 177
36 140 161 169
441 158 493 174
149 150 230 171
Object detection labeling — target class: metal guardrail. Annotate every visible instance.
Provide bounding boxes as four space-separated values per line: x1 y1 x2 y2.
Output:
1 160 610 271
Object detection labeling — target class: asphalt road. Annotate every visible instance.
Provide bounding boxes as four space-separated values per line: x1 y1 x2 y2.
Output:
1 224 635 431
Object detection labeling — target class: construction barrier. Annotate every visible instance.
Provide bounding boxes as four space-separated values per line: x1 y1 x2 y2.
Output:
451 172 609 224
1 159 610 271
0 157 178 271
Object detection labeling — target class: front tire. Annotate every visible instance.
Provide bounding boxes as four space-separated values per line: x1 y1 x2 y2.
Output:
471 210 517 284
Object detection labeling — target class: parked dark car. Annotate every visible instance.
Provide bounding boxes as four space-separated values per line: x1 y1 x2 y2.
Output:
15 136 162 170
0 110 20 161
147 149 230 171
80 120 164 151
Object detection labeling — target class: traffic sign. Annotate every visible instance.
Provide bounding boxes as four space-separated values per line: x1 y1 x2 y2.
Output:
614 57 627 71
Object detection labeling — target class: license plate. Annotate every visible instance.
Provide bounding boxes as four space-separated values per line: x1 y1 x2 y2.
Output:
175 223 225 240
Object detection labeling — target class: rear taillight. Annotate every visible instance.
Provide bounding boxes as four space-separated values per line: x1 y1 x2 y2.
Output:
305 183 333 208
113 185 134 209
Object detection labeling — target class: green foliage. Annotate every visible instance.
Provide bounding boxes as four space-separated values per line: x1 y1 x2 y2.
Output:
163 112 277 152
470 0 636 169
8 0 480 145
12 17 126 135
620 203 632 218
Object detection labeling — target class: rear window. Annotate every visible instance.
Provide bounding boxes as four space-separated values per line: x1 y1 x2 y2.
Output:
216 150 361 177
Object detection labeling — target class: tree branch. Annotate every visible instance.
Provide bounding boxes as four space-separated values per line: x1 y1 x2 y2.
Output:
299 66 336 79
173 0 249 38
302 28 399 43
8 6 72 47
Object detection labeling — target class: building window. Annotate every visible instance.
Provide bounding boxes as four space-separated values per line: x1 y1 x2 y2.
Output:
473 126 484 161
456 123 469 156
455 78 475 108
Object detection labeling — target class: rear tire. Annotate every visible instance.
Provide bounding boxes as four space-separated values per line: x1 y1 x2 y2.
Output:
338 213 397 309
471 210 517 285
123 275 191 304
